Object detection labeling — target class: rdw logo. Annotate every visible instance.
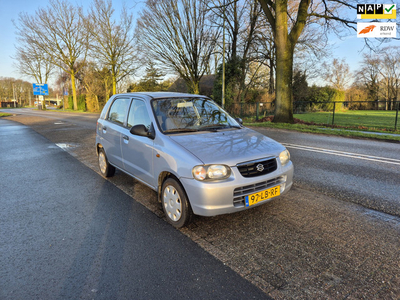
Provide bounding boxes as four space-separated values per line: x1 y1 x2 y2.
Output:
357 22 397 38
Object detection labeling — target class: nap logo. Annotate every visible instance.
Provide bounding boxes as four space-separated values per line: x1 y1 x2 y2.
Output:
357 22 397 38
357 4 396 19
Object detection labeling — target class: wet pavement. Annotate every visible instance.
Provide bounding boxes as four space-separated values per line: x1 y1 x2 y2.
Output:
0 119 269 299
2 113 400 299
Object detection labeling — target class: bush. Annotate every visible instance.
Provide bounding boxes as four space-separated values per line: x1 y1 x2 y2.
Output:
68 95 86 111
307 86 345 112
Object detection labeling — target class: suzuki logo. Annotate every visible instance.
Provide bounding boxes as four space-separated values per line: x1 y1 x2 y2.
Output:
256 163 264 172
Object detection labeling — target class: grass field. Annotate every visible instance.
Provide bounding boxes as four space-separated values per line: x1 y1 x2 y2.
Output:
245 110 400 141
294 110 399 131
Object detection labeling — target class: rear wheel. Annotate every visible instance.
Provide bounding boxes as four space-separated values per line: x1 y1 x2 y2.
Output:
98 148 115 177
161 178 193 228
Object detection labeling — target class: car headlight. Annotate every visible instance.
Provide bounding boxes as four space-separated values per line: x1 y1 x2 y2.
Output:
279 149 290 166
192 165 231 181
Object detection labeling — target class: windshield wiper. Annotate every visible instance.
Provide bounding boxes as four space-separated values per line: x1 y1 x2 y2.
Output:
163 128 199 133
198 124 230 131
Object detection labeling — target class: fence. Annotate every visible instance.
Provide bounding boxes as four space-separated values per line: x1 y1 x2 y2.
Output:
225 102 274 119
225 100 400 131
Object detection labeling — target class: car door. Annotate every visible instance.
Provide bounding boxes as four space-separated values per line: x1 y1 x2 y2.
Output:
101 97 131 169
120 98 155 188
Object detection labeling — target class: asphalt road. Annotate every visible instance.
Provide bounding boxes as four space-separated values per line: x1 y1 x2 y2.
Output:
0 118 269 299
254 127 400 217
4 108 400 217
2 108 400 299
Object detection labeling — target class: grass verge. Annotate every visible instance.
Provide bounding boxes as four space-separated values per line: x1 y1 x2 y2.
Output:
244 110 400 142
293 111 399 130
245 121 400 142
50 108 98 114
0 113 13 117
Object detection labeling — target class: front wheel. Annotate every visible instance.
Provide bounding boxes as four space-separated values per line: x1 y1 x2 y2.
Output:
161 178 193 228
98 148 115 177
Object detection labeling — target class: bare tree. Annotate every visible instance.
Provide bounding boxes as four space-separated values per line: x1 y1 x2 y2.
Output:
136 0 220 94
355 53 381 102
15 0 90 110
322 58 351 91
0 77 33 106
352 47 400 110
251 17 276 94
206 0 270 105
378 46 400 110
86 0 138 95
13 43 54 84
258 0 359 123
78 62 104 112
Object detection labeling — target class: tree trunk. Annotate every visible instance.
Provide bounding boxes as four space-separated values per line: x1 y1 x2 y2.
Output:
95 95 100 111
104 78 111 102
183 76 200 94
269 44 275 94
112 75 117 95
273 0 294 123
259 0 310 123
71 71 78 111
274 49 294 123
190 81 200 95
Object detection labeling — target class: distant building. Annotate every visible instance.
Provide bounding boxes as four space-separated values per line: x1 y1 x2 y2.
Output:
1 101 17 108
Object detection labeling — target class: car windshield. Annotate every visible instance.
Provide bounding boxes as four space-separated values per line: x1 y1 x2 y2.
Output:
152 97 241 133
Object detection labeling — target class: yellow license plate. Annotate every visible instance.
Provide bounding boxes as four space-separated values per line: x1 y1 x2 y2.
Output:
245 186 280 207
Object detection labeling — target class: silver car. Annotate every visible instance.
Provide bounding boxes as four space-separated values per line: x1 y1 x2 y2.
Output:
96 92 293 228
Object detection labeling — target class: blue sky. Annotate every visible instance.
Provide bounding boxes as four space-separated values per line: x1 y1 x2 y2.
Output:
0 0 42 79
0 0 142 81
0 0 398 86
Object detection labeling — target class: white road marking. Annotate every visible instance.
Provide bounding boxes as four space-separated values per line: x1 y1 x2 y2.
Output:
282 143 400 166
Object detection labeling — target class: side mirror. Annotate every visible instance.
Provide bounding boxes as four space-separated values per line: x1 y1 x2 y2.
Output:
130 124 155 139
235 118 243 125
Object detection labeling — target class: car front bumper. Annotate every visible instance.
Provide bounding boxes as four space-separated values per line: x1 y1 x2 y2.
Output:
180 162 294 217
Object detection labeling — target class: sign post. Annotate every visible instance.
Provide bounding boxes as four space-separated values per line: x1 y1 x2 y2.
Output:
33 83 49 110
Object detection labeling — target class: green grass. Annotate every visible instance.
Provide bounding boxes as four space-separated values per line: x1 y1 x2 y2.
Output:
245 121 400 141
0 113 12 117
244 110 400 142
50 108 98 114
294 110 399 131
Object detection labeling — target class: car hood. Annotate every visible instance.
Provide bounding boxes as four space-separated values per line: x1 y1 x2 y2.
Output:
168 127 285 166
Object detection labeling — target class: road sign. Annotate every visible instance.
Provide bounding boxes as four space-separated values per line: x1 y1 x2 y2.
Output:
33 83 49 96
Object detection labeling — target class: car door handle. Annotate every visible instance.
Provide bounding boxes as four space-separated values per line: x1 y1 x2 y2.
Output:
123 135 129 141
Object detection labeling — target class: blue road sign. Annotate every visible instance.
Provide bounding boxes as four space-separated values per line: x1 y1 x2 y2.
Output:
33 83 49 96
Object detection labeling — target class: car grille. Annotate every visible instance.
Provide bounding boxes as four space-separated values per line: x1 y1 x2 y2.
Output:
237 157 277 178
233 176 285 207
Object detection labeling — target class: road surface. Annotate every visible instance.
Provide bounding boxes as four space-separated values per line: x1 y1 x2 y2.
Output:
0 118 269 299
1 108 399 299
5 108 400 216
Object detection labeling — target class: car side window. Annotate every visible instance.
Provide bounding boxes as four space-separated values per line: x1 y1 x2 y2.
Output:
127 99 151 128
107 98 130 125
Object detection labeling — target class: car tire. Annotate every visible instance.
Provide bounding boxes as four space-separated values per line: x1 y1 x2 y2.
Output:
98 148 115 177
161 178 193 228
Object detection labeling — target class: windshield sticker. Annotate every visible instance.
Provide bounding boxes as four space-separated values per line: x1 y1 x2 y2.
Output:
177 102 194 108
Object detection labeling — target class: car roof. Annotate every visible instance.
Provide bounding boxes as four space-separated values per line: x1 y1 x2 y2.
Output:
114 92 207 100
